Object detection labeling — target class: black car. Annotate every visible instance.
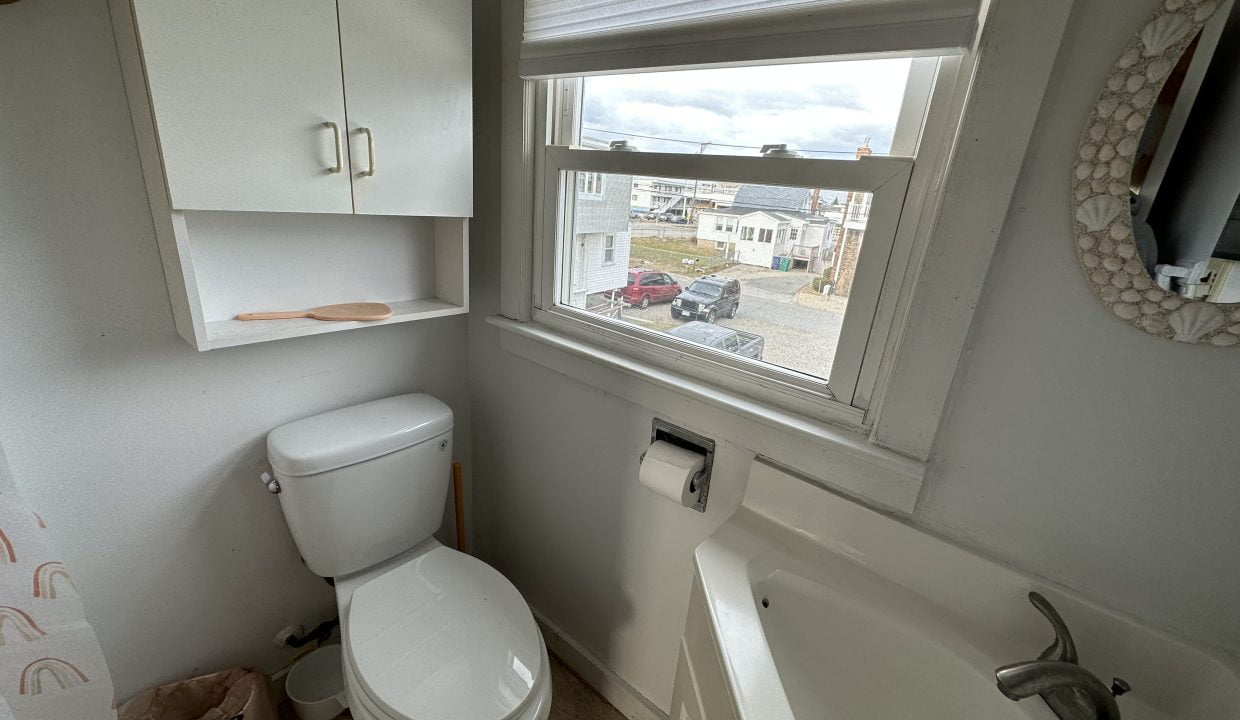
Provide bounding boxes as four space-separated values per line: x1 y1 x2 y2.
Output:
670 275 741 323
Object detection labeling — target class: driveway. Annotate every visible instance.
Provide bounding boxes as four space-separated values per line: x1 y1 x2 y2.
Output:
592 265 846 379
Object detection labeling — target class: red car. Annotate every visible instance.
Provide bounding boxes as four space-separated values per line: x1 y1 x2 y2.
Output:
617 269 682 308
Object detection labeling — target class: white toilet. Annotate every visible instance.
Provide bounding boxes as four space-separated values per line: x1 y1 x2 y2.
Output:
267 394 551 720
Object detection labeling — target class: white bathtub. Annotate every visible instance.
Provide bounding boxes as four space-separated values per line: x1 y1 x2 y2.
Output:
670 460 1240 720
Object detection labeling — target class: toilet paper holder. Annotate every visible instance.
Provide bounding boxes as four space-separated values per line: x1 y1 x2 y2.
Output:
644 418 715 513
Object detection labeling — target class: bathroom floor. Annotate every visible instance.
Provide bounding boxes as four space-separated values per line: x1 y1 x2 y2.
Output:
547 655 627 720
277 654 624 720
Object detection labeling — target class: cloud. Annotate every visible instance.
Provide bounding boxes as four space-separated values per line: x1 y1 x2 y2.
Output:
581 57 910 157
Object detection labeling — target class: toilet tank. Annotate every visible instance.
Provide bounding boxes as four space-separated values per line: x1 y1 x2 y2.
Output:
267 394 453 578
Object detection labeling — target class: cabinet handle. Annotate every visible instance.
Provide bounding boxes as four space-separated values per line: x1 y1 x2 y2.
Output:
323 121 343 173
360 127 376 177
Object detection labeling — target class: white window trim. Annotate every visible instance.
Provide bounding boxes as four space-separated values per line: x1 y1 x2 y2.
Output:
576 171 603 197
537 143 913 418
603 233 615 265
497 0 1075 497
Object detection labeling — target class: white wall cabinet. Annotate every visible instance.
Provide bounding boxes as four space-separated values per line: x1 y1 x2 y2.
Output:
339 0 473 216
131 0 354 214
111 0 472 350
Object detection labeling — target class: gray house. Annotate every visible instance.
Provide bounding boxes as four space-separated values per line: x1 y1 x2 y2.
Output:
568 145 633 307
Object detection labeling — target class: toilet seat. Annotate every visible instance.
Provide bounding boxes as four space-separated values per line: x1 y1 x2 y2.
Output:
344 546 545 720
343 622 552 720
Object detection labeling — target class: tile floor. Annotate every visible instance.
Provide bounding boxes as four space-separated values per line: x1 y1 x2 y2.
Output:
277 654 624 720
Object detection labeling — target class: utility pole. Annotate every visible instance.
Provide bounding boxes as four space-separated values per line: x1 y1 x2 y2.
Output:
690 141 709 221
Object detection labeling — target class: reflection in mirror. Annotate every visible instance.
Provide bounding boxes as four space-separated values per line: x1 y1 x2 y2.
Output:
1131 0 1240 303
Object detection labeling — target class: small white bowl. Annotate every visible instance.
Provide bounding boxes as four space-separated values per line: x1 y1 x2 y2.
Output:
286 645 349 720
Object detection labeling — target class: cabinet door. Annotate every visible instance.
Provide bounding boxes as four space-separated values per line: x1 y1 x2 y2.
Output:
131 0 353 213
337 0 473 217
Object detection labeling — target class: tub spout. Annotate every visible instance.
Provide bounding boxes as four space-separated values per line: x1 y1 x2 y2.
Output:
996 661 1121 720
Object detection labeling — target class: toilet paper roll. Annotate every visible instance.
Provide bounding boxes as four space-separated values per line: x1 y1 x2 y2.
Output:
639 440 706 508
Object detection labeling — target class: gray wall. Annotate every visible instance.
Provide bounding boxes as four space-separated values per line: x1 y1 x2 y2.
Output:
469 0 1240 713
0 1 472 699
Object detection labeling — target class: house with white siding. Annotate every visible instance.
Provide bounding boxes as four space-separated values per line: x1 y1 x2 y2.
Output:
569 165 633 307
697 183 836 271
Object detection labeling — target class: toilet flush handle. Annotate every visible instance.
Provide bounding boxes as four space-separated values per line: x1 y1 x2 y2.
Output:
259 471 281 494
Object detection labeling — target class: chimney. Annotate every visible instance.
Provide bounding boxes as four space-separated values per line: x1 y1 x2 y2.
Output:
854 137 872 160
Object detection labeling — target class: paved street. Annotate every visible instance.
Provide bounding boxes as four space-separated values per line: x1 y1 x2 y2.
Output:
589 265 847 379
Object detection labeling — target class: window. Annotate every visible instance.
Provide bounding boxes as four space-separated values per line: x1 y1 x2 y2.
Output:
522 1 976 419
577 172 602 196
603 234 615 264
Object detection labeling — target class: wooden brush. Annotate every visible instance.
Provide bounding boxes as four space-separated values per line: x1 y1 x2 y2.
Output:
236 302 393 322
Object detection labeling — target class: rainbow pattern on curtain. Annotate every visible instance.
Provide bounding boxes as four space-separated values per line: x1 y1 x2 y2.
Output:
0 445 115 718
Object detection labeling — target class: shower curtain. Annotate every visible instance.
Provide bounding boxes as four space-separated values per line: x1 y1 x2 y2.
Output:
0 445 115 719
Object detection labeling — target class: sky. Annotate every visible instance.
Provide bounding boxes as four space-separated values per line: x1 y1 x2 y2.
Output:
581 58 912 158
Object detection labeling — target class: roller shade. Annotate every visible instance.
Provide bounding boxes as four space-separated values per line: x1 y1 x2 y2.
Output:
522 0 982 77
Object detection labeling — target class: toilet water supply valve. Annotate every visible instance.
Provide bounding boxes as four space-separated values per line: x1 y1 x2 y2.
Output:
259 471 281 494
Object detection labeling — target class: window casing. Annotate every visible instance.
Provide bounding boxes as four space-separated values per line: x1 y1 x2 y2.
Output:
527 50 967 425
603 234 615 264
577 171 602 196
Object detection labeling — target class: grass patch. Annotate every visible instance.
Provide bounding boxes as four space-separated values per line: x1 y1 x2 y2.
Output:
626 316 681 332
631 236 713 256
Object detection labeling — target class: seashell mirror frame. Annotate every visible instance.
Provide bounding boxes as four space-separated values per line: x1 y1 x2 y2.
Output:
1072 0 1239 346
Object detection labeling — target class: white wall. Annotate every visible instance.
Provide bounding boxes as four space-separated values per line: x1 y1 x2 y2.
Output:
917 0 1240 657
470 0 1240 715
0 0 472 700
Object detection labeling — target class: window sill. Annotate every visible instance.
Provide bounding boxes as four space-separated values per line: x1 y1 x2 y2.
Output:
488 315 925 513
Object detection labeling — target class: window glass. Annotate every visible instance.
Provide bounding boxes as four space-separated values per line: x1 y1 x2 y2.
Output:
581 59 912 158
565 172 873 379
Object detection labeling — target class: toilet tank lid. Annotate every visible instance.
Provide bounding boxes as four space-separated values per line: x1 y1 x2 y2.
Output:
267 394 453 477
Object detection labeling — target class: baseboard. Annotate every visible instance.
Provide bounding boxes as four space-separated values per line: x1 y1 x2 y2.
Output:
533 609 669 720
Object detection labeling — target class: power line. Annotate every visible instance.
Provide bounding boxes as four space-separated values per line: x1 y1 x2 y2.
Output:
583 127 869 157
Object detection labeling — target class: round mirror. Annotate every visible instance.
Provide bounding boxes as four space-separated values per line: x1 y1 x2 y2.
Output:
1072 0 1240 345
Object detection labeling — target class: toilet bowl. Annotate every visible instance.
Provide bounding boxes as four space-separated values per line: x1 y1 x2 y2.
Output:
267 394 551 720
334 540 552 720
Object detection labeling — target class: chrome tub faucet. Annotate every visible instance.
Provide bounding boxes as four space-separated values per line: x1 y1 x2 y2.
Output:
995 592 1131 720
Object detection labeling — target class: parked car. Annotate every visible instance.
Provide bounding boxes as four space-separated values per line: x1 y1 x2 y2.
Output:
615 269 682 308
670 275 741 322
667 322 763 361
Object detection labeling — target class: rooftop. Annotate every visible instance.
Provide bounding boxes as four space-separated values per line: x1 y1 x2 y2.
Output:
699 206 830 224
732 184 811 212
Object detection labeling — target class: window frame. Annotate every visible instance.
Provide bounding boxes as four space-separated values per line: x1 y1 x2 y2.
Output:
528 52 970 423
603 233 616 265
535 130 917 419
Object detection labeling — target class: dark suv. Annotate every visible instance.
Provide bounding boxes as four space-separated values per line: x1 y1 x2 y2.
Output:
670 275 741 323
